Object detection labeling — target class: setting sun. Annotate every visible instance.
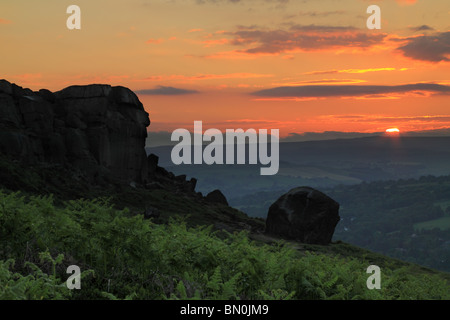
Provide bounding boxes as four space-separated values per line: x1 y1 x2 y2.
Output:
386 128 400 133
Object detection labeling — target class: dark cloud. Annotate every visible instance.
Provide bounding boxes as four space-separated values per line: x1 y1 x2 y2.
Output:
280 131 380 143
397 32 450 62
409 25 435 32
228 25 386 54
136 86 199 95
252 83 450 98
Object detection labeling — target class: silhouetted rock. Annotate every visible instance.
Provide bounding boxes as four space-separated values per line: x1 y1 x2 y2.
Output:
187 178 197 193
0 79 201 194
143 206 160 220
147 153 159 176
205 189 229 206
0 80 150 184
265 187 340 244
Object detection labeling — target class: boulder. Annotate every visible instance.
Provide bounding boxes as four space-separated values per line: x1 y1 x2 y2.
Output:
54 84 112 100
143 206 160 220
265 187 340 244
147 153 159 176
0 93 22 127
0 80 13 95
205 189 229 206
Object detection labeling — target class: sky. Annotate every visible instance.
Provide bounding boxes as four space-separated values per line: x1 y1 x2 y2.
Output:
1 0 450 139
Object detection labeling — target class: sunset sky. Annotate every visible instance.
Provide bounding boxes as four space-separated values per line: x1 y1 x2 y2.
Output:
1 0 450 138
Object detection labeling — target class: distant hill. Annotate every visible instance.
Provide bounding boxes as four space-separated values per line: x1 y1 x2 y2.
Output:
147 135 450 199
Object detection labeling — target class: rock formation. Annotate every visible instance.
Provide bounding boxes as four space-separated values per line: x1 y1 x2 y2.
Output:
0 80 149 183
265 186 340 244
205 189 229 206
0 80 195 192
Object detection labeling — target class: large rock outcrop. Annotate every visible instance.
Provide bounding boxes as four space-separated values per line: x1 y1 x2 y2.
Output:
0 80 216 199
205 189 229 206
265 187 340 244
0 80 150 184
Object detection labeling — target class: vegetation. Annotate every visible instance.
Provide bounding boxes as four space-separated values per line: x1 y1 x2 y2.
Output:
1 190 449 300
329 175 450 273
230 175 450 273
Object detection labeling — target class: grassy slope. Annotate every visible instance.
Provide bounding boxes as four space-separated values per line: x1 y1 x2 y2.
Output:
414 216 450 231
1 155 449 287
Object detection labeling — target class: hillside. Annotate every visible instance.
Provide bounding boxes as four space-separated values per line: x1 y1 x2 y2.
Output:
1 80 449 300
1 149 449 300
231 175 450 273
1 159 449 300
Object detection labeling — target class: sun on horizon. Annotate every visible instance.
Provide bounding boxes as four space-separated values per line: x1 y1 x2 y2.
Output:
386 128 400 134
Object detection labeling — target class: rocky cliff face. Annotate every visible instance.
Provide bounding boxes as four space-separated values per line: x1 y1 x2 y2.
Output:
0 80 158 185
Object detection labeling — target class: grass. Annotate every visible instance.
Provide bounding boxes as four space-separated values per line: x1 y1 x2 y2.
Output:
251 234 450 283
414 216 450 231
1 155 450 299
1 191 449 300
0 155 266 234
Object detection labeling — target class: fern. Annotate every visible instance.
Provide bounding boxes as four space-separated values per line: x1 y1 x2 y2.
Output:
0 189 449 300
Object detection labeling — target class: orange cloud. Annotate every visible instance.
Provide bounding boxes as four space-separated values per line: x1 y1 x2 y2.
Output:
146 38 164 44
326 114 450 125
0 18 11 24
145 39 164 44
272 79 368 86
350 95 402 100
7 74 42 87
303 68 403 75
396 0 417 5
146 36 177 44
188 28 204 33
201 38 230 47
252 97 320 102
204 50 277 59
143 73 272 82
